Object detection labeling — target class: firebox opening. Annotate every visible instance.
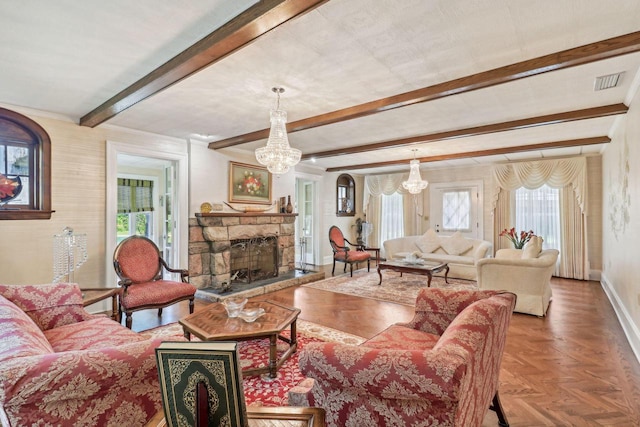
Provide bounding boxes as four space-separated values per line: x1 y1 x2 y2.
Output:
230 235 279 284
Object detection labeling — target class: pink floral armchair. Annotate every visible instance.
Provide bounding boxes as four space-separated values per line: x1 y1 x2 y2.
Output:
290 288 517 427
0 282 164 426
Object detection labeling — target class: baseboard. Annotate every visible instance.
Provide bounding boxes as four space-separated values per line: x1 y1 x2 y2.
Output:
600 273 640 365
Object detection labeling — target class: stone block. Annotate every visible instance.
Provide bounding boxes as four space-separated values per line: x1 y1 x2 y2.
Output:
221 217 241 226
188 254 203 276
203 226 229 242
228 224 279 240
188 242 211 255
189 225 204 242
280 223 295 236
196 216 223 227
240 216 258 225
189 275 211 289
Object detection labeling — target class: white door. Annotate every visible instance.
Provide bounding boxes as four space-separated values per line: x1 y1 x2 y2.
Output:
429 181 483 239
295 174 322 267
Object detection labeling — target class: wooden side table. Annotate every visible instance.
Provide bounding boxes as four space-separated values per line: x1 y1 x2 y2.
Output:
364 247 381 266
81 287 121 322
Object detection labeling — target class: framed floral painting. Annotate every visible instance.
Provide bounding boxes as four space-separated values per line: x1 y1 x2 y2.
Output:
228 161 272 204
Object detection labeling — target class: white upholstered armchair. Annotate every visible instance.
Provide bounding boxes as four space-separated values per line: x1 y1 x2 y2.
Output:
477 236 559 316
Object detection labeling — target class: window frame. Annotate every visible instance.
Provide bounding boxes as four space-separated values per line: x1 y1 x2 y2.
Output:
0 108 52 220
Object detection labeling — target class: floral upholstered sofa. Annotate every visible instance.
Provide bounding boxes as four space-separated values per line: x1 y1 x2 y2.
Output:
289 288 516 427
0 282 164 426
383 229 492 280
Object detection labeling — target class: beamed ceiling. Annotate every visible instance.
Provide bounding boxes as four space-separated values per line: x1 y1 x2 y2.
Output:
2 0 640 175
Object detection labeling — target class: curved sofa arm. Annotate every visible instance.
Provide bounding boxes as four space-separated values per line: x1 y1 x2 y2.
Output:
472 241 492 260
398 288 503 336
299 342 465 402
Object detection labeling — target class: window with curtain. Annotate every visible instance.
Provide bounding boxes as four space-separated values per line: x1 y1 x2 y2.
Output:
379 192 404 243
117 178 154 242
514 184 560 250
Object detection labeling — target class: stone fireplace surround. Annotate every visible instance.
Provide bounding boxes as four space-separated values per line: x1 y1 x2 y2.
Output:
188 212 297 291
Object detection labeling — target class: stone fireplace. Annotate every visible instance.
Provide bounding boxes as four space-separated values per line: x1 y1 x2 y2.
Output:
188 212 296 291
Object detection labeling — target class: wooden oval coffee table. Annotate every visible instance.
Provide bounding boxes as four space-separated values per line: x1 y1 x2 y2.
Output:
179 300 301 379
377 259 449 287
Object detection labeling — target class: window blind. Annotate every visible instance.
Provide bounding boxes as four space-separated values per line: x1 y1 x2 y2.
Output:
117 178 154 213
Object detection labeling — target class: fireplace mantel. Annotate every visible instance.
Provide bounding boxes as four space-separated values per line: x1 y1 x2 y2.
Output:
195 213 298 218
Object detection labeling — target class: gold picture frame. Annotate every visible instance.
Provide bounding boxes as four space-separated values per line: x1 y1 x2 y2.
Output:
228 161 272 205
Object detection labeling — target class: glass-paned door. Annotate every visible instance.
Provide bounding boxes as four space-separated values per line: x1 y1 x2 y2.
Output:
430 181 483 238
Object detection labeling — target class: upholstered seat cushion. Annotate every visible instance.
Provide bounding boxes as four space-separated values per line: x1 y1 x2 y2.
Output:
45 316 148 352
364 324 440 351
120 280 196 309
333 250 370 262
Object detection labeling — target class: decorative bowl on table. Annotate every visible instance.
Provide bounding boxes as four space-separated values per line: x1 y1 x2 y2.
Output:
222 297 247 318
403 254 425 265
238 307 266 323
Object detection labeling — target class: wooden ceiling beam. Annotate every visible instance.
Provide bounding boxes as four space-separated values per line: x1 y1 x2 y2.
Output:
324 136 611 172
209 31 640 150
79 0 329 128
300 103 627 159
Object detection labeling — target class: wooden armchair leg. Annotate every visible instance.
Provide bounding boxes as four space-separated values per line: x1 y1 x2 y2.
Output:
189 298 195 314
125 312 133 329
490 391 509 427
332 260 336 276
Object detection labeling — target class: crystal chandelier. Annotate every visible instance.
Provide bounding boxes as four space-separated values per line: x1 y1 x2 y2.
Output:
402 150 428 194
255 87 301 175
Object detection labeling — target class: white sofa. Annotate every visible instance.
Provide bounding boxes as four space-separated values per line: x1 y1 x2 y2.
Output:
477 236 559 316
383 230 492 280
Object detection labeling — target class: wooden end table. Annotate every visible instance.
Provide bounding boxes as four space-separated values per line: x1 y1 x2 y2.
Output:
377 260 449 287
179 300 301 379
81 287 121 321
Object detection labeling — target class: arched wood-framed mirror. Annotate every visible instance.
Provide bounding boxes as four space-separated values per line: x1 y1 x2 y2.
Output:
336 174 355 217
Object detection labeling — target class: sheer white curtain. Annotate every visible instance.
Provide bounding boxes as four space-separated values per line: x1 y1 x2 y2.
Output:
514 185 562 275
380 192 404 246
491 157 589 280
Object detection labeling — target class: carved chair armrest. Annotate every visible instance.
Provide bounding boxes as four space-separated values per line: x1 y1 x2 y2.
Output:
329 239 350 253
160 258 189 282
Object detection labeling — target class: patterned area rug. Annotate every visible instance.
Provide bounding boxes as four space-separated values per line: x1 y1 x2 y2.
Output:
303 269 477 305
141 320 364 407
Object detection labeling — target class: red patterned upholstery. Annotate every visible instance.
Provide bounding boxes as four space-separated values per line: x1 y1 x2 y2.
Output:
114 235 196 329
0 283 163 426
290 288 516 427
328 225 371 276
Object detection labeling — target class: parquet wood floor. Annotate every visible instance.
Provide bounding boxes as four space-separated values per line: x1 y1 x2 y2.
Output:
131 268 640 426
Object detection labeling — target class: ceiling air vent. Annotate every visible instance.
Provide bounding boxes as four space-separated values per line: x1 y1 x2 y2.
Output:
594 72 624 91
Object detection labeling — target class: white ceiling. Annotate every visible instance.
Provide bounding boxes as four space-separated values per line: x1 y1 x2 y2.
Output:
2 0 640 175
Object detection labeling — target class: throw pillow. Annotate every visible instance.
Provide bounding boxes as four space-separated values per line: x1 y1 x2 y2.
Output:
440 231 473 256
415 229 441 253
522 236 543 259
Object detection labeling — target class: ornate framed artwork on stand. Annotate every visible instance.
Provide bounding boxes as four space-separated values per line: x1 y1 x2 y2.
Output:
228 161 272 205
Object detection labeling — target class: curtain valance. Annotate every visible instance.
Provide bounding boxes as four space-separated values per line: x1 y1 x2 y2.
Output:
363 173 410 212
117 178 154 213
490 157 587 214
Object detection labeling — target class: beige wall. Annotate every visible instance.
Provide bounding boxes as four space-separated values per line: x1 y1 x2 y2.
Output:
0 108 188 285
601 84 640 360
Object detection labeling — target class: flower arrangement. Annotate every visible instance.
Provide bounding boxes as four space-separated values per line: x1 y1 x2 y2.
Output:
499 228 535 249
235 171 266 197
